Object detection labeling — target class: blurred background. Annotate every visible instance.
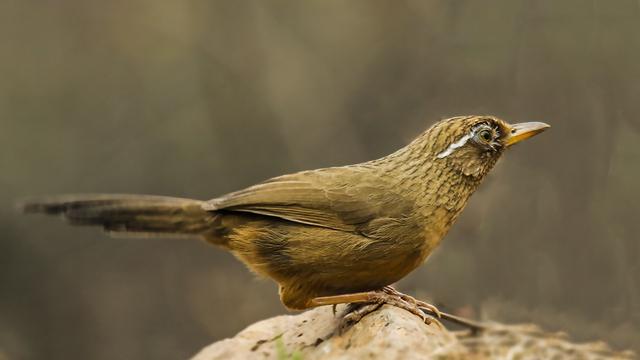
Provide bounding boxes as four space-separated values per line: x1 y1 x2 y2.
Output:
1 0 639 359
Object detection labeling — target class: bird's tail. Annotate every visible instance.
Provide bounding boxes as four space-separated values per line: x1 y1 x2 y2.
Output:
20 194 220 238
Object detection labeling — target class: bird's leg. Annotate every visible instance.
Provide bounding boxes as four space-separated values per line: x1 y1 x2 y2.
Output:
310 287 486 334
309 290 442 329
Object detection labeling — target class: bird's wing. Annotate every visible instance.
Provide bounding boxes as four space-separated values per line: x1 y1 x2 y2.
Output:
204 167 411 233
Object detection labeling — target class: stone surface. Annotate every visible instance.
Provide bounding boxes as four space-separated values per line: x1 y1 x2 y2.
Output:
192 305 635 360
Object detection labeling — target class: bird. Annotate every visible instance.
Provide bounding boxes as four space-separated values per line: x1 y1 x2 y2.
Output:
21 115 549 327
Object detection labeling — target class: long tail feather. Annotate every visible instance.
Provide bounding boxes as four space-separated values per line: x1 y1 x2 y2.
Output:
20 194 216 237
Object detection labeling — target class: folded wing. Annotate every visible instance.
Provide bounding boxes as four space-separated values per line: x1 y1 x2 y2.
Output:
205 167 411 233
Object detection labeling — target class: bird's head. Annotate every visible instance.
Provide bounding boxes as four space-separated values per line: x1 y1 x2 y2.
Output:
428 115 549 179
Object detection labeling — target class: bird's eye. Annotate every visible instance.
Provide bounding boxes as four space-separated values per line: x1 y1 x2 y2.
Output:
478 129 493 143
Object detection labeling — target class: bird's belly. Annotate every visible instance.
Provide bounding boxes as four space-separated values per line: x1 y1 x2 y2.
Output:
228 219 436 295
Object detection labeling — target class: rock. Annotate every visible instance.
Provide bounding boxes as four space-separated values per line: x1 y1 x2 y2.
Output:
192 305 635 360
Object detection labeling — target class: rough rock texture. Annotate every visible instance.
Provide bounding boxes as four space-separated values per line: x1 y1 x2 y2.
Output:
192 305 634 360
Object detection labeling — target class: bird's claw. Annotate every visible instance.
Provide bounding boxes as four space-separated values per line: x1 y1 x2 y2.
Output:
382 286 442 318
335 287 446 332
365 288 440 327
339 302 383 333
416 300 442 318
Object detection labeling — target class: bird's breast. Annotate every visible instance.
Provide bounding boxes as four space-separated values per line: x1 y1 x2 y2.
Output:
417 207 459 260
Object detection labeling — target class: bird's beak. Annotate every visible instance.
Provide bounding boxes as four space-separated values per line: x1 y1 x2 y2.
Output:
505 122 550 147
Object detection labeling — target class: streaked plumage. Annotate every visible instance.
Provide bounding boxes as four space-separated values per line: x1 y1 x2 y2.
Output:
22 116 549 311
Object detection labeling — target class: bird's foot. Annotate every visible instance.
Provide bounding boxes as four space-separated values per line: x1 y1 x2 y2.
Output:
336 288 443 331
381 287 486 334
308 286 487 334
311 288 488 332
381 286 442 318
339 302 384 332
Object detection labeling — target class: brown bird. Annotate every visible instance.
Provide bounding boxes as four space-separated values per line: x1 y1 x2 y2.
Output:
21 115 548 327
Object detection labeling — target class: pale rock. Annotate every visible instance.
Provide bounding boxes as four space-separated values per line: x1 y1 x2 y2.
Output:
192 305 634 360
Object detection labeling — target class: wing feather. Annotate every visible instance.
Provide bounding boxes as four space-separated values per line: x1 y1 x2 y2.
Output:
205 167 410 232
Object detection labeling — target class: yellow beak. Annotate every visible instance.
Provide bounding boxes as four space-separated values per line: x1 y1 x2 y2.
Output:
505 122 550 147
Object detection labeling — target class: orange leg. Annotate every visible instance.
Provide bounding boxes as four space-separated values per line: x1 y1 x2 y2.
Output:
309 286 486 333
310 291 380 306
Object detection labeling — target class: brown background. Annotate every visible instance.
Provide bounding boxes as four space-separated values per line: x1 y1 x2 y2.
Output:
1 1 639 359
